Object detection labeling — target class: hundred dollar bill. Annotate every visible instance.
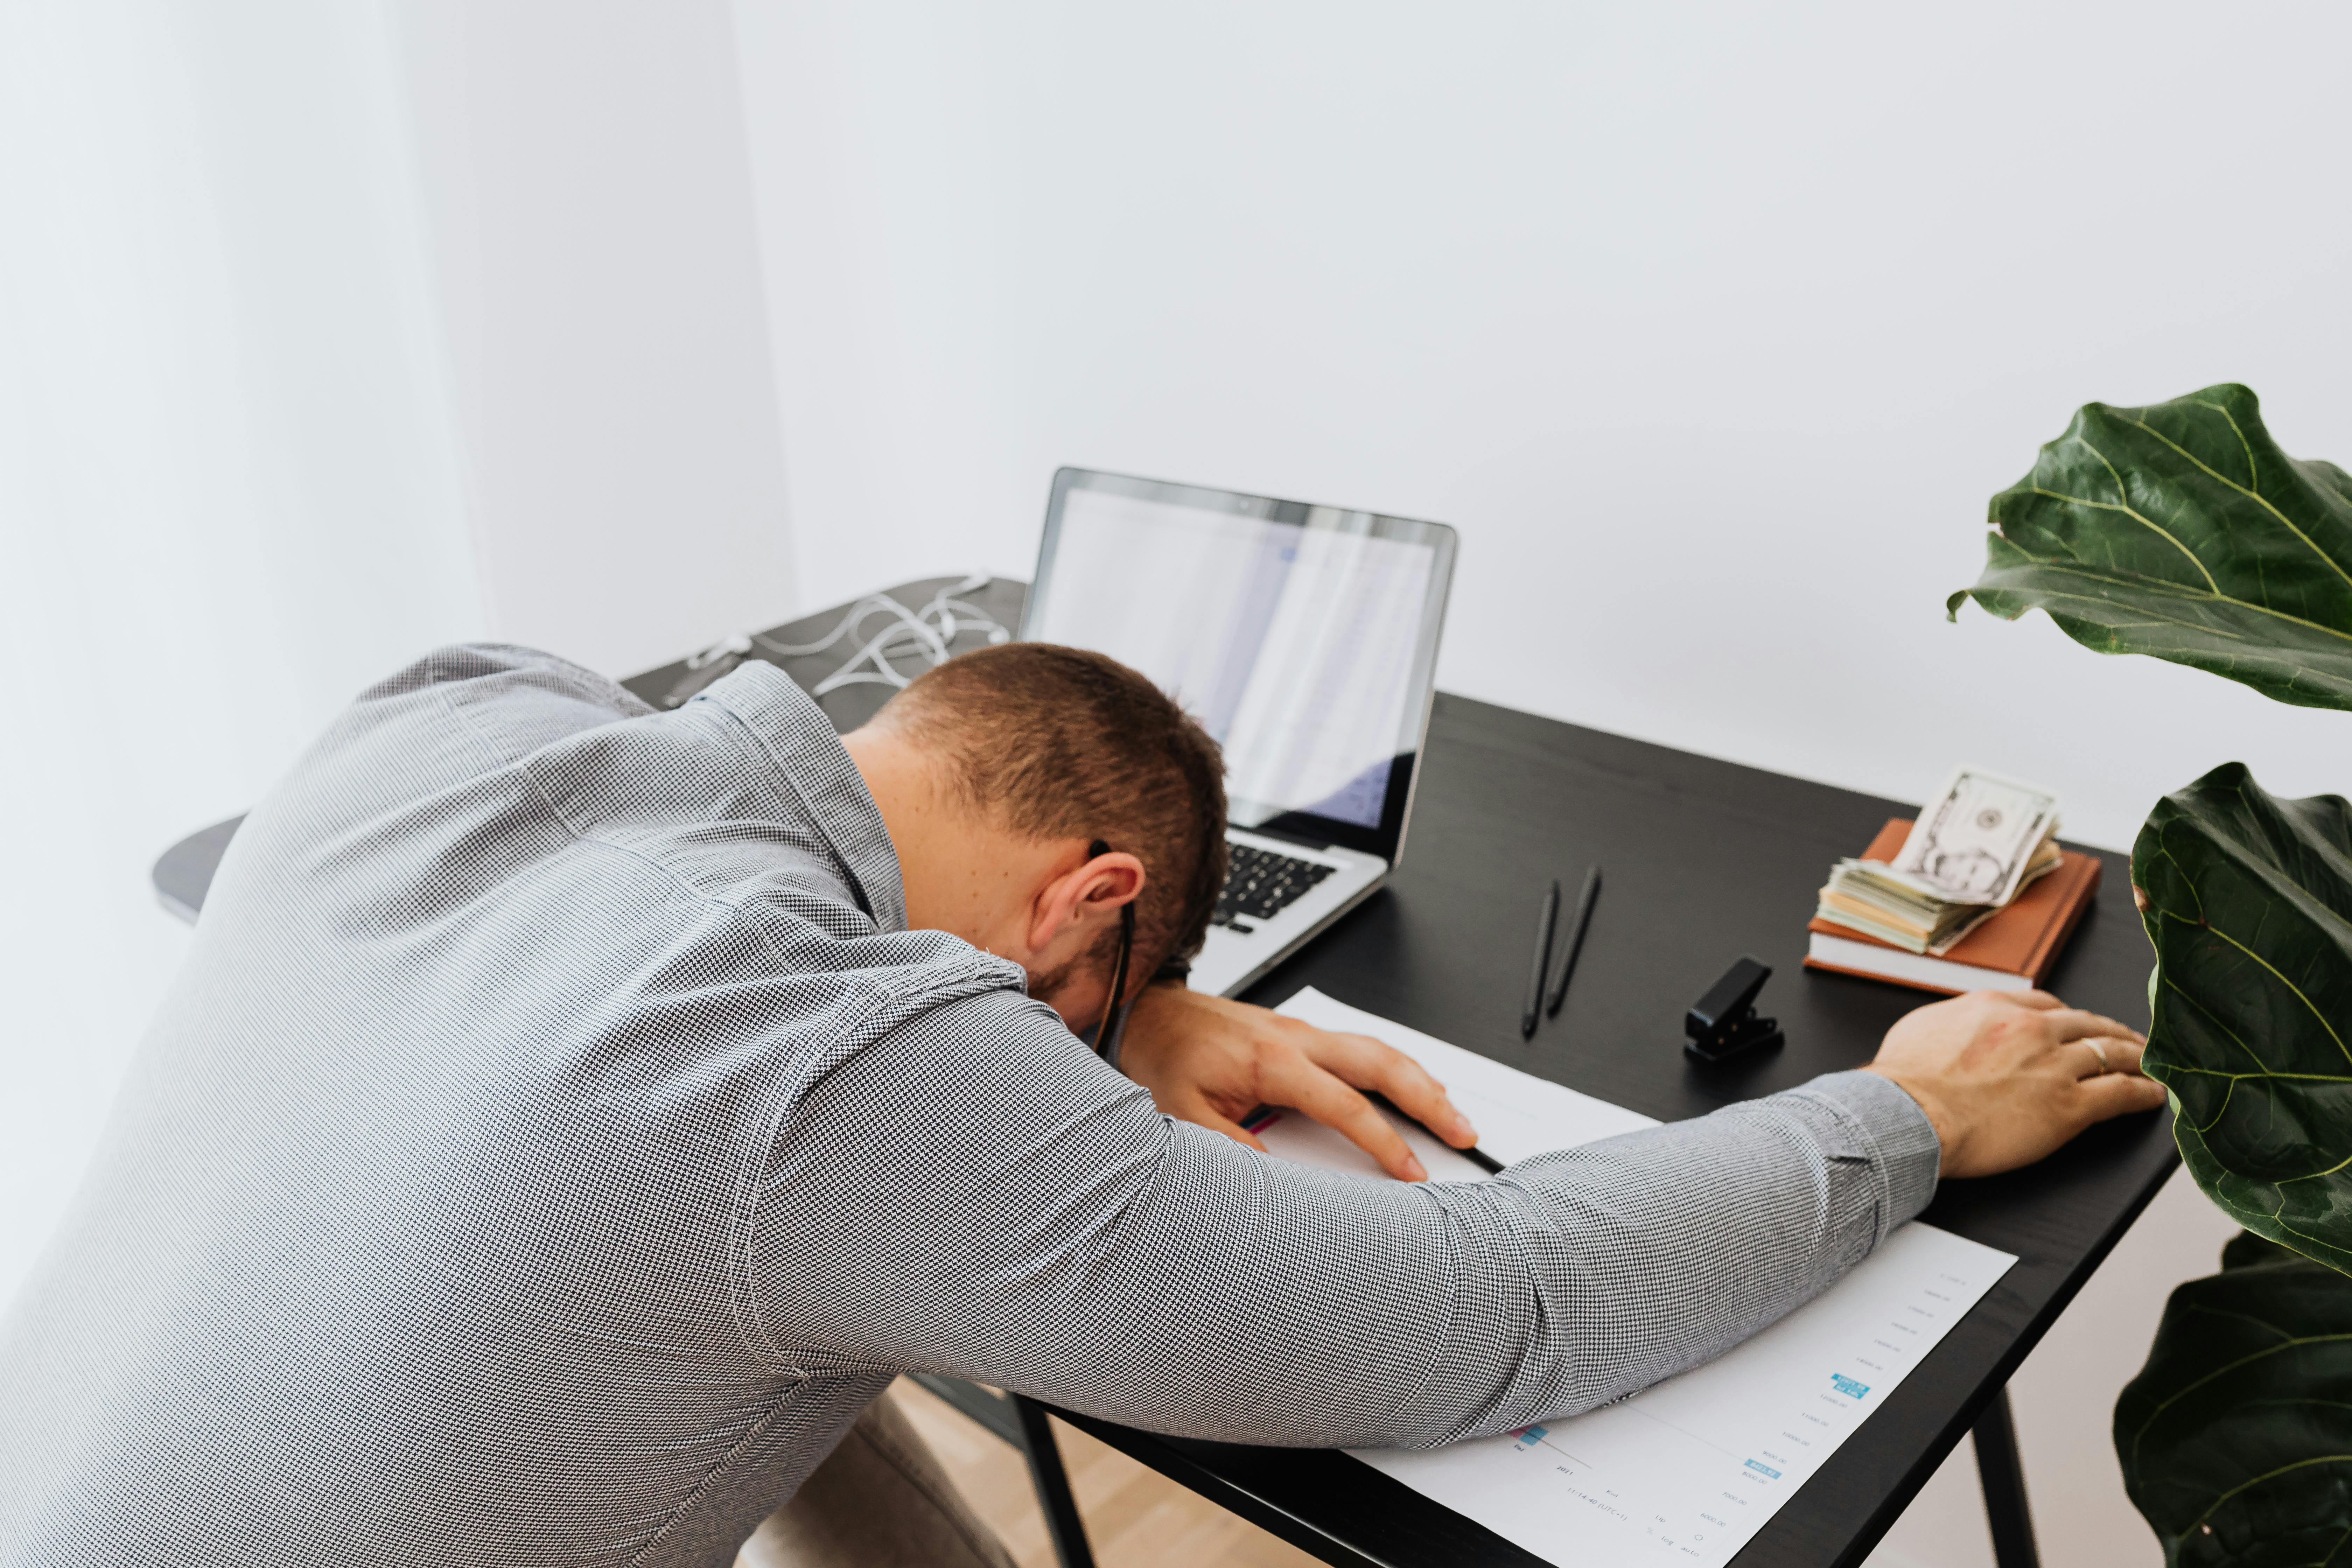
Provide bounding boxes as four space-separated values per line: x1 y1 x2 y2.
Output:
1889 767 2060 909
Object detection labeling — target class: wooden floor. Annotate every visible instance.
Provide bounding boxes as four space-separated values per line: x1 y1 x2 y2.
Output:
892 1379 1324 1568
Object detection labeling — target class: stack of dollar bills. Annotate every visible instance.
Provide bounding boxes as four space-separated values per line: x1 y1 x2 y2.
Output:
1815 768 2062 955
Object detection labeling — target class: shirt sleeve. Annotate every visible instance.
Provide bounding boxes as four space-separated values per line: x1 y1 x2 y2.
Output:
741 989 1940 1450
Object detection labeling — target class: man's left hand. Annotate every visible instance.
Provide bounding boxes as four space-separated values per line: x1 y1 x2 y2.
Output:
1115 985 1478 1181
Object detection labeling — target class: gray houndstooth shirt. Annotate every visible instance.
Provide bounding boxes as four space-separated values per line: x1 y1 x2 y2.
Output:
0 646 1940 1567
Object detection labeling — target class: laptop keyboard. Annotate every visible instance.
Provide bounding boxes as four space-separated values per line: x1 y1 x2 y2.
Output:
1211 843 1336 932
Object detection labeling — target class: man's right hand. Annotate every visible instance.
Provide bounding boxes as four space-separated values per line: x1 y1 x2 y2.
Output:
1863 990 2167 1178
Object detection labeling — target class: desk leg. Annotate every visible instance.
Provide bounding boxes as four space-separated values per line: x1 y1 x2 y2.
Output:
1011 1394 1098 1568
1972 1386 2039 1568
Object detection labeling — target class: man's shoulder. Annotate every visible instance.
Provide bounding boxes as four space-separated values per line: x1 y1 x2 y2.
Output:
361 642 640 703
241 639 966 1028
355 643 652 760
314 646 863 916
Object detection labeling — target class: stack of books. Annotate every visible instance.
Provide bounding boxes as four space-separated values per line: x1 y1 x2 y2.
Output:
1805 818 2101 994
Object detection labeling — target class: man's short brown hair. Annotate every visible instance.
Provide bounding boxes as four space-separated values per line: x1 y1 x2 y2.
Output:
876 643 1228 984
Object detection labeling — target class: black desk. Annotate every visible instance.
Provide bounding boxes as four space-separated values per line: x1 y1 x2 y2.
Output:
1025 693 2170 1568
154 659 2169 1568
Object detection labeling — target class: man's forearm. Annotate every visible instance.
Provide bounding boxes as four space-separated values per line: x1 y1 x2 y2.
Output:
1390 1069 1940 1446
752 987 1941 1451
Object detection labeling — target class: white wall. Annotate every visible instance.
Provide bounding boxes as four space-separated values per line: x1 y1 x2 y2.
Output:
732 13 2348 1554
0 0 483 1308
3 4 2336 1558
0 0 801 1312
397 0 798 677
731 0 2352 854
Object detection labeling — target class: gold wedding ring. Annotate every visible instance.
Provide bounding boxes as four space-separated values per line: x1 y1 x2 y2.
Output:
2084 1038 2113 1076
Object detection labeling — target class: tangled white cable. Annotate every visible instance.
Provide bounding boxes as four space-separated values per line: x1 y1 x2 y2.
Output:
744 573 1011 697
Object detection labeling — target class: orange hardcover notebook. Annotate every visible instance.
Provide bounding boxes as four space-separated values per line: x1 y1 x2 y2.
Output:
1804 818 2102 995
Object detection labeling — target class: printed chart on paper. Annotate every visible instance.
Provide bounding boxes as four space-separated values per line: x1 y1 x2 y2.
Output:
1266 989 2016 1568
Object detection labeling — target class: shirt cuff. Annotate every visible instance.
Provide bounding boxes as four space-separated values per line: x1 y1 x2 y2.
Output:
1778 1070 1943 1247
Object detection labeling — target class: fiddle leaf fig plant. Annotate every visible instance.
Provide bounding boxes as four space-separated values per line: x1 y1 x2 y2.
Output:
1952 385 2352 1561
2114 1231 2352 1566
2134 764 2352 1270
1947 383 2352 710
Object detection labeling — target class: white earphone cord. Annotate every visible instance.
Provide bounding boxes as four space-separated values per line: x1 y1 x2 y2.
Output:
687 573 1010 698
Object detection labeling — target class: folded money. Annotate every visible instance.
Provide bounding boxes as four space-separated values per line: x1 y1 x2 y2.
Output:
1812 768 2062 956
1816 837 2061 954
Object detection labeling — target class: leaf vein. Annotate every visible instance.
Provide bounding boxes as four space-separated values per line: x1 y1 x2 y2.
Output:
2127 413 2352 598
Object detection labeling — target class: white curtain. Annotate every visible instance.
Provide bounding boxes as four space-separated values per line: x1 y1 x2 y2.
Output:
0 0 485 1309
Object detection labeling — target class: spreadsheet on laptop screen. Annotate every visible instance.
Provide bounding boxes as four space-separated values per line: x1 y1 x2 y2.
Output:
1029 487 1436 831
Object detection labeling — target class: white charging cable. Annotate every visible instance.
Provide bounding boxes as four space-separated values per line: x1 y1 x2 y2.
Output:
734 573 1011 697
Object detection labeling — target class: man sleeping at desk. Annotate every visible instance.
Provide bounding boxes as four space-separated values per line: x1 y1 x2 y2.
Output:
0 642 2162 1568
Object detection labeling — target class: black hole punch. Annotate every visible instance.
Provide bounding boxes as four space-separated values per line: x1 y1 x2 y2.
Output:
1684 955 1786 1064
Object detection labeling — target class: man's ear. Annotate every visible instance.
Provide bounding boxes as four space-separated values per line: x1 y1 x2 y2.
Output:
1027 846 1146 958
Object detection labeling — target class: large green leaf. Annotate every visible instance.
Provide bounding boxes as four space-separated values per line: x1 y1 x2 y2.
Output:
2137 765 2352 1270
2115 1231 2352 1565
1966 390 2352 1559
1948 383 2352 712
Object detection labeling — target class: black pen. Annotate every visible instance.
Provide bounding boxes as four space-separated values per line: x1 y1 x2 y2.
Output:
1452 1138 1506 1176
1545 864 1602 1018
1246 1097 1506 1175
1370 1093 1505 1175
1520 878 1560 1039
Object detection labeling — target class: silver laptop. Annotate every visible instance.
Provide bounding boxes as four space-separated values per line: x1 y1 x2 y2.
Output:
1020 468 1458 997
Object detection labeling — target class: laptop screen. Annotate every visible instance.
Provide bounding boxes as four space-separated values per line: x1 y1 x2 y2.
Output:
1022 469 1456 859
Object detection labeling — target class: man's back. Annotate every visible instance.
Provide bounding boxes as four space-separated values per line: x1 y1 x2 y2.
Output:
4 643 1976 1568
0 647 1018 1566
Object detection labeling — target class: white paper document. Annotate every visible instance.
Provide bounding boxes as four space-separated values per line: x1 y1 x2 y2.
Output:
1263 989 2016 1568
1257 988 1660 1176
